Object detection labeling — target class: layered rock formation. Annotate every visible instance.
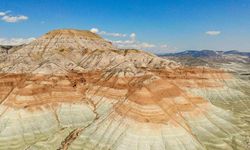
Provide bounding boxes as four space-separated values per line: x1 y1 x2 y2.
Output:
0 29 250 150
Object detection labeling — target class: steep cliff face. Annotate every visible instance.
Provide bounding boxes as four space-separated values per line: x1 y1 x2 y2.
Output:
0 29 250 150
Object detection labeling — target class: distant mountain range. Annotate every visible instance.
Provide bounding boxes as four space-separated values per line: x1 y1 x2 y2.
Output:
159 50 250 57
159 50 250 68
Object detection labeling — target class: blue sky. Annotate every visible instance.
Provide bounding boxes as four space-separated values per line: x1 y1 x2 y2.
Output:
0 0 250 53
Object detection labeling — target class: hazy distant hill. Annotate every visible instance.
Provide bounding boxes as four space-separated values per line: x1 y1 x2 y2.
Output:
159 50 250 65
160 49 250 80
159 49 250 57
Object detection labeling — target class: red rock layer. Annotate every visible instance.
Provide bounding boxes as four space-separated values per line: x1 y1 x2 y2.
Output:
0 67 230 119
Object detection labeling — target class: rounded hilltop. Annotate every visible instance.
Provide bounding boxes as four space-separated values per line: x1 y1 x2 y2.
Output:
0 28 178 74
43 29 103 40
20 28 116 54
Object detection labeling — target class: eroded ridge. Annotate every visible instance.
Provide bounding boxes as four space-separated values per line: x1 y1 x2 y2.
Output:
0 66 249 150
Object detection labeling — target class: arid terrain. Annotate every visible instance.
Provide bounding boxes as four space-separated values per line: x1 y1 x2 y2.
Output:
0 29 250 150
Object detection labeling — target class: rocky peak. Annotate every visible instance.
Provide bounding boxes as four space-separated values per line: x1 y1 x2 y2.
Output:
23 29 115 54
0 29 176 74
44 29 102 39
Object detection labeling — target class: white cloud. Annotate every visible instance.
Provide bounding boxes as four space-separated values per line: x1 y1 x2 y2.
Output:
130 33 136 41
0 37 35 45
0 12 6 16
90 28 126 37
112 32 156 49
90 28 99 33
0 10 28 23
113 41 155 49
2 15 28 23
138 42 155 48
160 44 168 48
0 10 11 16
99 31 127 37
91 27 176 53
205 31 221 36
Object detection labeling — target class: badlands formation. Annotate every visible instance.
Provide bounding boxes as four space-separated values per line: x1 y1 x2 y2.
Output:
0 29 250 150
